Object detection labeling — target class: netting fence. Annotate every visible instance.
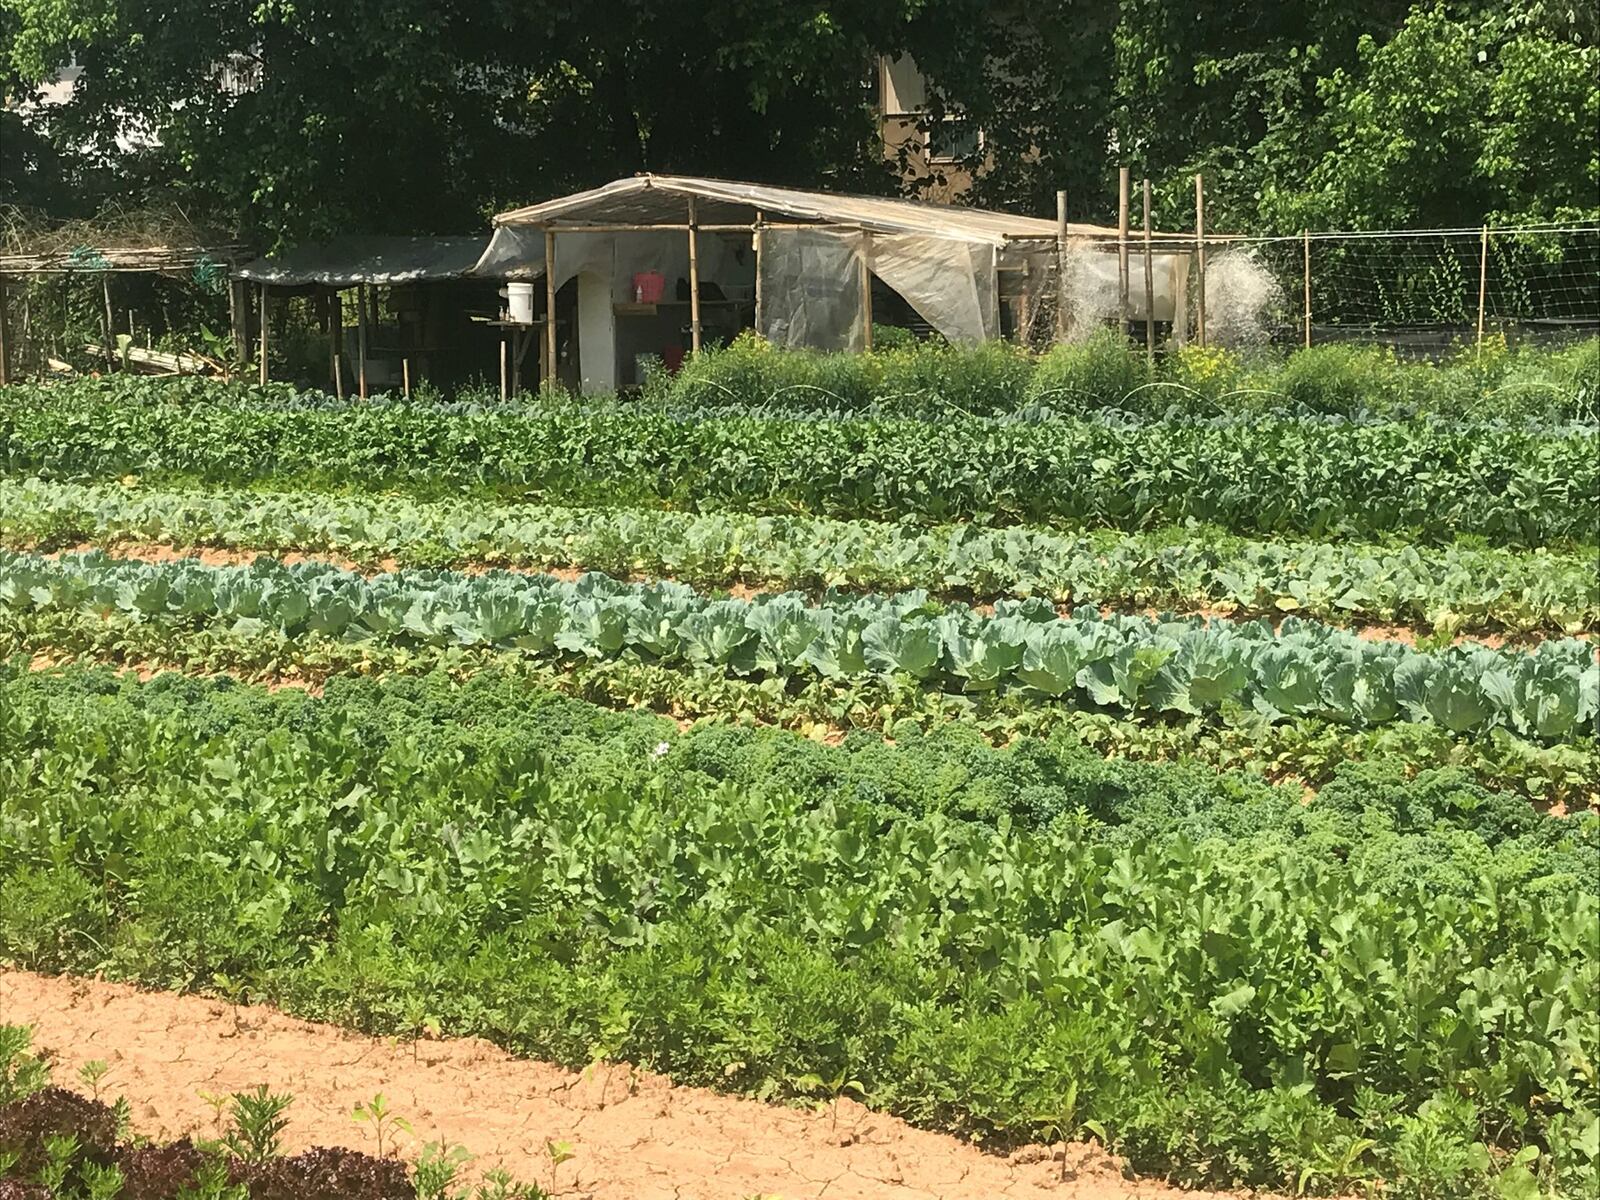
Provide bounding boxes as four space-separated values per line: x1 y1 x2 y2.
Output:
1041 222 1598 357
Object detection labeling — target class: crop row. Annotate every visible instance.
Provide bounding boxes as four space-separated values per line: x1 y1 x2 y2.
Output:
5 550 1594 742
9 606 1595 805
2 665 1594 1195
4 383 1595 543
20 334 1600 421
6 477 1595 634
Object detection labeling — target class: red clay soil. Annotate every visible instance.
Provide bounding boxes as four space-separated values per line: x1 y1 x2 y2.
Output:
1 970 1265 1200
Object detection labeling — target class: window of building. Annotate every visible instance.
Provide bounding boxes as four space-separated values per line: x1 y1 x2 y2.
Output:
926 115 982 163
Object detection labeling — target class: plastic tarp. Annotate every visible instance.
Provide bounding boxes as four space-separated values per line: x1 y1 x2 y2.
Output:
873 234 998 343
1062 241 1191 333
758 229 865 352
235 236 487 286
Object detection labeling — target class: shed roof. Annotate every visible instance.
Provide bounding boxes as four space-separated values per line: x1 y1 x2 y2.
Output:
492 175 1120 246
234 235 488 286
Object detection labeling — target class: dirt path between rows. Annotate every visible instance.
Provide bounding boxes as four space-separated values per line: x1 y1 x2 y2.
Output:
35 538 1580 650
0 971 1264 1200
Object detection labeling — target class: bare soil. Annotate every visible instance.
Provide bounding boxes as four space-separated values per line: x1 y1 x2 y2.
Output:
2 970 1263 1200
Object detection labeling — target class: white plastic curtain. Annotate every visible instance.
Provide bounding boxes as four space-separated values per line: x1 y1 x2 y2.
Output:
872 234 998 343
757 229 866 352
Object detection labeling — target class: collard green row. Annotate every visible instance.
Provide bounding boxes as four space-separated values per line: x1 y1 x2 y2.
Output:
5 477 1595 634
3 380 1595 543
2 550 1595 742
2 665 1594 1195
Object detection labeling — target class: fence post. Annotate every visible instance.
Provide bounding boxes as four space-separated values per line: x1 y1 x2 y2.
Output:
1055 189 1069 340
1301 230 1312 349
860 229 874 351
1118 167 1130 335
1193 174 1206 348
258 283 270 385
0 274 9 386
1142 178 1155 366
1476 225 1489 355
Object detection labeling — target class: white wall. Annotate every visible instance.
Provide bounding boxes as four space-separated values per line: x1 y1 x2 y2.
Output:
577 272 616 393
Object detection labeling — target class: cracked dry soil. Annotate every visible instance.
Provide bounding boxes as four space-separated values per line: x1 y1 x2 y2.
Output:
0 971 1275 1200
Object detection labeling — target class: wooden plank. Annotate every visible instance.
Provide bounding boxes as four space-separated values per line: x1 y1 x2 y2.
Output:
687 197 702 353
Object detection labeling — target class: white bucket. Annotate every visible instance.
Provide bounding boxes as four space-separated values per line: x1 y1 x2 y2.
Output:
506 281 535 324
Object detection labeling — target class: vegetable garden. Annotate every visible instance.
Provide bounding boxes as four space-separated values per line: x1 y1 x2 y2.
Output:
1 337 1597 1199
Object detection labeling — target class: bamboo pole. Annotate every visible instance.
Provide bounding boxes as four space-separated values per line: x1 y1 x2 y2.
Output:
402 357 411 399
356 282 368 398
544 230 557 388
1117 168 1130 333
753 209 765 336
499 335 508 401
102 274 115 367
687 197 702 353
1194 174 1207 348
328 290 341 392
1055 189 1069 340
860 231 874 351
258 284 269 385
1476 225 1489 354
1142 179 1155 366
1302 230 1312 349
0 274 9 386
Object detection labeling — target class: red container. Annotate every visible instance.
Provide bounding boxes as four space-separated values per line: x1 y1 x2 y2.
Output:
632 272 666 303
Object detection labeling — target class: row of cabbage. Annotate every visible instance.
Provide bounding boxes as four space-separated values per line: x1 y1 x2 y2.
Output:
5 478 1596 634
4 383 1595 543
3 550 1594 741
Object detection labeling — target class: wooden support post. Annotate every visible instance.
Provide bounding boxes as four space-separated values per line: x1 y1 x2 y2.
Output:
258 284 270 385
1055 189 1069 340
229 278 249 365
753 210 765 337
102 274 115 367
544 230 557 388
1117 167 1130 334
1194 174 1207 348
356 282 369 398
687 197 702 353
1476 225 1489 354
1142 179 1155 366
500 335 509 402
1302 230 1312 349
402 357 411 399
328 289 341 393
0 274 9 386
860 231 874 351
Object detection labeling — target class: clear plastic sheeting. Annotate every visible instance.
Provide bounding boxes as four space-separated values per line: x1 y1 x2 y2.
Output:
873 234 998 344
1061 242 1191 340
758 229 865 352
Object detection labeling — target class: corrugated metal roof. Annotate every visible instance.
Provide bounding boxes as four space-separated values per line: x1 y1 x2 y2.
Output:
492 175 1120 246
235 235 489 286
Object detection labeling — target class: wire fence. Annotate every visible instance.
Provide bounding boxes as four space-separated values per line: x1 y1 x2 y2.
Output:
1049 222 1598 357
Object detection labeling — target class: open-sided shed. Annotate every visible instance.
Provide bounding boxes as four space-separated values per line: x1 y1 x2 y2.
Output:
479 174 1192 393
234 235 495 394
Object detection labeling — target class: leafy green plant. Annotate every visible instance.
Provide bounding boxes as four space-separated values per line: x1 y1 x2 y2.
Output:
223 1084 293 1163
